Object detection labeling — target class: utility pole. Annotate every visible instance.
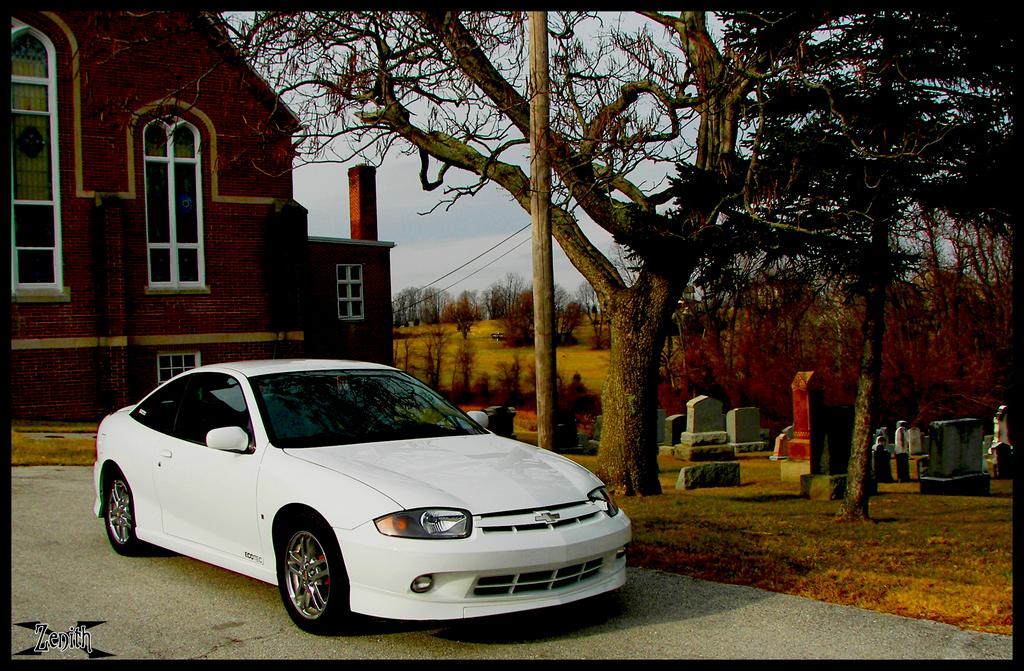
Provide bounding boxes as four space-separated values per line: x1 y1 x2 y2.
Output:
529 11 556 452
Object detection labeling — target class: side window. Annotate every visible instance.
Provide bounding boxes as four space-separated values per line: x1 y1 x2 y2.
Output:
337 264 364 320
130 374 191 435
173 373 251 445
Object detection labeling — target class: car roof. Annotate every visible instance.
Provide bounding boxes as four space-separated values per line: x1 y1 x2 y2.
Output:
195 359 398 378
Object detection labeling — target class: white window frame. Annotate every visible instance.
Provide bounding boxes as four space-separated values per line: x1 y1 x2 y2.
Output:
157 351 200 383
337 264 364 321
11 20 62 295
143 118 205 289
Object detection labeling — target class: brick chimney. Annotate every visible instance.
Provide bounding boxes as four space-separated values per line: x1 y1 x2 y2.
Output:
348 164 378 241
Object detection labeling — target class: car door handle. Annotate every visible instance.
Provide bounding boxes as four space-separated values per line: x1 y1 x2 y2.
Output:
160 450 173 458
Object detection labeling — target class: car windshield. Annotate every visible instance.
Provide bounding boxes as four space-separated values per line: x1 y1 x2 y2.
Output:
251 369 487 448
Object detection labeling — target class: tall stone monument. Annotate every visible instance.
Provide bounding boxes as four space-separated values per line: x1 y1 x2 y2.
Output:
781 371 814 482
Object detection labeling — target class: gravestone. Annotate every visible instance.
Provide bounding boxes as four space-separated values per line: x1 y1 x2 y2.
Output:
782 372 815 482
801 404 854 499
788 372 814 461
810 404 854 476
679 396 726 443
875 426 892 452
992 405 1010 446
873 436 893 483
771 433 789 461
894 420 912 482
894 421 909 454
676 461 741 490
656 409 667 447
588 415 603 453
895 453 911 483
771 425 793 461
727 407 768 453
553 409 578 453
991 442 1012 479
675 395 732 461
907 427 925 455
920 418 990 496
666 414 686 447
989 405 1012 479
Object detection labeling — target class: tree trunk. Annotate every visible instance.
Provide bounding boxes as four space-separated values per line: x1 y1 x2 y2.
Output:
596 269 683 496
836 280 887 522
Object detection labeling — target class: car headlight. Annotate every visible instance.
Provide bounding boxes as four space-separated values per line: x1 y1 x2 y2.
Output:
374 508 472 539
588 486 619 517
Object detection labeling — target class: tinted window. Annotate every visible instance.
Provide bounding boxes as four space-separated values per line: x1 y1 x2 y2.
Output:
173 373 252 445
251 370 486 448
131 374 191 435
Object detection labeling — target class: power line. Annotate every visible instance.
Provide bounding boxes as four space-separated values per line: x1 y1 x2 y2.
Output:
395 224 531 311
422 223 530 289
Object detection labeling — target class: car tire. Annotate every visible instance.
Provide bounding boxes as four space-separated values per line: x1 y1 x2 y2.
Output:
276 511 351 635
103 466 148 556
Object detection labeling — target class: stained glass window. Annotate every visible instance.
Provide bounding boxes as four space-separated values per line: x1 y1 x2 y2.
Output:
11 24 59 289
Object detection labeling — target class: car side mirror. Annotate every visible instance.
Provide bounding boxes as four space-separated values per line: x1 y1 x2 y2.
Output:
206 426 252 453
467 411 489 429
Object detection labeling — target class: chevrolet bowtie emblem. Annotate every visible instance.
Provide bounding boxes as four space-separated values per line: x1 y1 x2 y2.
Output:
534 511 560 523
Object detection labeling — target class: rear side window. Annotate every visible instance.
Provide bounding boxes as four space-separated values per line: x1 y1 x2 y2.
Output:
131 374 191 435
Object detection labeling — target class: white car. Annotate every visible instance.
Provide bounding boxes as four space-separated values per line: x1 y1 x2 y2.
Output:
93 359 630 634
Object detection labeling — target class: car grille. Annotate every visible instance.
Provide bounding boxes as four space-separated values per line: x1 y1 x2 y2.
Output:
476 501 600 534
473 558 606 596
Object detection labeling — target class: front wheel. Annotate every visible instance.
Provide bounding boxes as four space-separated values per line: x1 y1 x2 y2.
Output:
277 512 351 635
103 466 148 556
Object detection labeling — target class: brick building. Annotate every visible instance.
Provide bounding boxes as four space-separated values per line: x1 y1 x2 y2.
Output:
11 12 394 420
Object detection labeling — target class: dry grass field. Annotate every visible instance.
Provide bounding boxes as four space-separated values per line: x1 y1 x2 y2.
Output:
393 319 611 401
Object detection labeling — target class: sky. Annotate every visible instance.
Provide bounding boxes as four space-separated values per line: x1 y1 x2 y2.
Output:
294 152 617 300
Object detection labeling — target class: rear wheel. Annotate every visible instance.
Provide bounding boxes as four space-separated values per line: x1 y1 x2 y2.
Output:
277 511 351 635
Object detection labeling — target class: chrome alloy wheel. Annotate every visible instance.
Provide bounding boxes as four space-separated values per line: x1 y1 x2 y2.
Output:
107 479 134 545
284 530 331 620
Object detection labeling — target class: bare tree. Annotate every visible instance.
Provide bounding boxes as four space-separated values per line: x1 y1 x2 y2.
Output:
554 285 584 346
220 11 817 495
420 288 452 325
442 291 484 339
495 350 525 406
420 321 454 391
450 339 478 402
392 286 423 326
575 281 608 350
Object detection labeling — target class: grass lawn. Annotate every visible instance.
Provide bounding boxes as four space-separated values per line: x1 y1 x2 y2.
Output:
608 452 1013 637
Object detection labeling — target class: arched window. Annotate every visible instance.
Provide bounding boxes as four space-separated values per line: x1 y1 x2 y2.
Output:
143 118 204 287
11 20 61 291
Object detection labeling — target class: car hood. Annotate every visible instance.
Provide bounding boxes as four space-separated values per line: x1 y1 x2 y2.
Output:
282 434 602 515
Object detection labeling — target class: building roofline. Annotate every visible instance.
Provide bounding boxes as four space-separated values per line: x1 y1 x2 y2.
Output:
308 236 396 249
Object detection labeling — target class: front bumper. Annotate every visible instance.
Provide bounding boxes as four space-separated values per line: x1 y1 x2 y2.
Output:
338 507 631 621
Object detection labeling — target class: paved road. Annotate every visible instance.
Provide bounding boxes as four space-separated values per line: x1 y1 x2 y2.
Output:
11 467 1012 660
